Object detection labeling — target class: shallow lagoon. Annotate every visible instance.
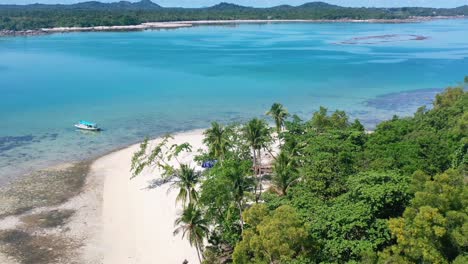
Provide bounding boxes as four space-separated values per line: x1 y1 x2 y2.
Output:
1 19 468 182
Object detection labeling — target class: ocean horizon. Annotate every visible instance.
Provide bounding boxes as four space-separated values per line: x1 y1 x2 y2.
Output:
1 19 468 183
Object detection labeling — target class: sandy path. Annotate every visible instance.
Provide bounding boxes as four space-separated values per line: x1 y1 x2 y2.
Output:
92 130 205 264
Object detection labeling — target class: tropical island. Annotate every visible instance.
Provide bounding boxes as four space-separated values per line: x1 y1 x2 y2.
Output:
0 0 467 35
0 81 466 264
0 2 467 263
128 85 468 264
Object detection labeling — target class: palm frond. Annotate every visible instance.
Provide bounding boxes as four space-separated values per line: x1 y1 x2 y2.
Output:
130 138 149 178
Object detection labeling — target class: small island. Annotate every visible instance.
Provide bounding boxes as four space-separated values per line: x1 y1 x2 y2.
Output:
0 0 467 36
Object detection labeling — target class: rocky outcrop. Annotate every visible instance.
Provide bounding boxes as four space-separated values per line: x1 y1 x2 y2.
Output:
0 30 47 37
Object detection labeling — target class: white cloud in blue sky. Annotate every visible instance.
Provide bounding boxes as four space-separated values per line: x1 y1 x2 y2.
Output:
1 0 467 8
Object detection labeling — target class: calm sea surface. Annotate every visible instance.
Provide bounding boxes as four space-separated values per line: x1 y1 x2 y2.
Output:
1 19 468 182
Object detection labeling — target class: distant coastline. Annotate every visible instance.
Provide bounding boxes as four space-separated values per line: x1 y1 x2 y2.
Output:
1 16 465 37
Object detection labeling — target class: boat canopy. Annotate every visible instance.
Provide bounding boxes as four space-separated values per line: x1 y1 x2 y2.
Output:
79 120 97 127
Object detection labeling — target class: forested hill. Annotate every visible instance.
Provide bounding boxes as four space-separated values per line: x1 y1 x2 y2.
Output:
0 1 467 30
0 0 162 10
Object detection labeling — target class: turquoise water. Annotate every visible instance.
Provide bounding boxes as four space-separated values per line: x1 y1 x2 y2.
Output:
1 19 468 182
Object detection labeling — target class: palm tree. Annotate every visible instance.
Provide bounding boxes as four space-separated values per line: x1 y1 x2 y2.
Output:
266 103 289 136
222 159 254 232
242 118 272 202
174 203 209 263
169 164 200 207
272 151 299 196
203 122 231 161
242 118 272 167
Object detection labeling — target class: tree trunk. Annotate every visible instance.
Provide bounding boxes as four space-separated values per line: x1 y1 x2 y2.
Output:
252 147 257 167
257 149 262 166
257 180 263 202
237 201 244 233
278 132 282 148
252 147 258 201
256 149 262 202
195 241 203 264
187 188 192 206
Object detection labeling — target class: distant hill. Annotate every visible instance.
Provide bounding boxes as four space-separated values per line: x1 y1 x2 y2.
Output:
73 0 162 10
298 2 340 9
208 2 247 10
1 0 162 10
0 1 466 31
455 5 468 12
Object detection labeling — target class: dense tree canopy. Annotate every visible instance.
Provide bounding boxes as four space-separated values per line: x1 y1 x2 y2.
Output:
233 204 309 264
132 85 467 264
379 169 467 264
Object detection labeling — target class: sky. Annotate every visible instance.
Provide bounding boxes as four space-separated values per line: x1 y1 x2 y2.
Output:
0 0 467 8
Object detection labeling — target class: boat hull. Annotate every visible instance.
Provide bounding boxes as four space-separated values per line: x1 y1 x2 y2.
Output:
74 124 100 131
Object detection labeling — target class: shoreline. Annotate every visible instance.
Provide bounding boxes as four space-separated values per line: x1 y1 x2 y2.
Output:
1 16 465 37
0 129 206 264
99 129 205 263
0 126 206 187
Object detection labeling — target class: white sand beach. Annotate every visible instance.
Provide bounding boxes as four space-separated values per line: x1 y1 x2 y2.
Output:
4 16 462 37
93 129 206 264
0 129 208 264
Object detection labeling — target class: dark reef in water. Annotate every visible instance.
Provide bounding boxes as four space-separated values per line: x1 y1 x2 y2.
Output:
0 133 59 153
354 88 443 128
337 34 429 45
365 88 442 111
0 135 35 152
289 88 444 129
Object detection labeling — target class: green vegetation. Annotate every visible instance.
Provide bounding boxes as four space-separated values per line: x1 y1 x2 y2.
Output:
380 169 467 263
1 1 468 31
233 204 309 264
174 203 209 263
132 83 467 263
266 102 289 136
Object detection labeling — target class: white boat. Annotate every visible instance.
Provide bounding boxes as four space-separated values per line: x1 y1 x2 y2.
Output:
74 120 101 131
